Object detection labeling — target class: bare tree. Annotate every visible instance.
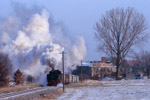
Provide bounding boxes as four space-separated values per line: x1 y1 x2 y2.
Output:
135 51 150 76
95 7 148 80
0 52 12 87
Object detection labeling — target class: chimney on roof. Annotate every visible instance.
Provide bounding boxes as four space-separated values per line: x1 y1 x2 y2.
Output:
101 57 106 63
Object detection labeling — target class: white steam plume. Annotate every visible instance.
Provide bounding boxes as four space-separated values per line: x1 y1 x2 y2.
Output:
0 6 86 85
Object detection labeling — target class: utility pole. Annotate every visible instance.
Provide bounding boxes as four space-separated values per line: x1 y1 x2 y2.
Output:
81 60 83 82
62 51 65 92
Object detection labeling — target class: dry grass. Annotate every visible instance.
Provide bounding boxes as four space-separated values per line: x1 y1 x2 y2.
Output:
38 89 64 100
0 84 41 93
65 80 102 88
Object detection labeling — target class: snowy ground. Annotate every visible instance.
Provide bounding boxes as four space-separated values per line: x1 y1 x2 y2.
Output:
56 79 150 100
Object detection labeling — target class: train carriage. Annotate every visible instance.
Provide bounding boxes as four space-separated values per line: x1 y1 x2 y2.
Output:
47 70 79 86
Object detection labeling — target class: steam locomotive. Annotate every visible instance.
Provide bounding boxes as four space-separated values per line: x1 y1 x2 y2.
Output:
47 70 61 86
47 70 79 86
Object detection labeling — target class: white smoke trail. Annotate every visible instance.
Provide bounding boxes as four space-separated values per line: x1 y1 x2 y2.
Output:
0 6 86 84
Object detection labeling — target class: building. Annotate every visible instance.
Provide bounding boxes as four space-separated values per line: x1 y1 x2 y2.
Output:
72 57 116 80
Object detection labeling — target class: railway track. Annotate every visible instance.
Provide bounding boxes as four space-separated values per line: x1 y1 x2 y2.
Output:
0 86 59 100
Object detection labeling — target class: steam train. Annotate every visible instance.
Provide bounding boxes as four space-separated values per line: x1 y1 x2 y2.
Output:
47 70 79 86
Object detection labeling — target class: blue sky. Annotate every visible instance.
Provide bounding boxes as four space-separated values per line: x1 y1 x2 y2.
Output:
0 0 150 61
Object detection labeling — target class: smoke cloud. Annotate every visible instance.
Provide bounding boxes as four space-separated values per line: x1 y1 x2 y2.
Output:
0 4 86 85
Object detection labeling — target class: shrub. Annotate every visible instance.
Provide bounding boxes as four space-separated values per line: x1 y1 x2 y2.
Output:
27 75 33 83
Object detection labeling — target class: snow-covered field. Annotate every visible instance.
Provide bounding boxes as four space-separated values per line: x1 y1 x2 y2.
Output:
57 79 150 100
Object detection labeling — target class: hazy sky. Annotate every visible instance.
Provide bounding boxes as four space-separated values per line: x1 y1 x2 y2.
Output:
0 0 150 61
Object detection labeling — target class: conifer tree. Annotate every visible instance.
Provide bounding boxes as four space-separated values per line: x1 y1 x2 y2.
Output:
14 69 24 85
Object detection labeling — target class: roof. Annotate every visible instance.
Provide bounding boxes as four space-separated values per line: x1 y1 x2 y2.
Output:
126 60 140 66
81 60 115 68
82 62 94 66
